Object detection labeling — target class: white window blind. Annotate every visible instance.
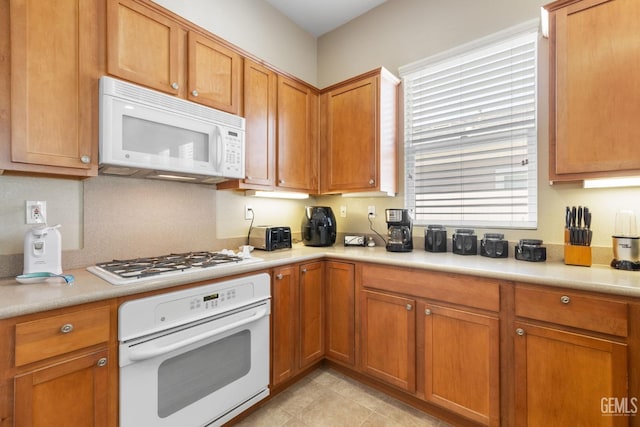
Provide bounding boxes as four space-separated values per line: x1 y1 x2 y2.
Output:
400 22 539 229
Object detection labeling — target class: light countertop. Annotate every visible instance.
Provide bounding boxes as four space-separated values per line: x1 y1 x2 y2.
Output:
1 244 639 319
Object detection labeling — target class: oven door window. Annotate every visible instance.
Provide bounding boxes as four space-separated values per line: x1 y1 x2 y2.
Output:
157 329 251 418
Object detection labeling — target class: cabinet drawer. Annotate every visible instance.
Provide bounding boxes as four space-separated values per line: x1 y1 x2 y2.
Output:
514 285 627 337
361 264 500 312
15 306 110 366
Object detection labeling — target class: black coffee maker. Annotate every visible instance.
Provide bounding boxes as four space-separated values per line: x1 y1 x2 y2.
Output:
301 206 337 247
386 209 413 252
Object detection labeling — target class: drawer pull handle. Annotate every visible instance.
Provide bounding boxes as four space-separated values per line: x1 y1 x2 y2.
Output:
97 357 107 367
406 304 413 311
276 273 283 280
560 295 571 304
60 324 74 334
425 309 432 316
516 328 525 336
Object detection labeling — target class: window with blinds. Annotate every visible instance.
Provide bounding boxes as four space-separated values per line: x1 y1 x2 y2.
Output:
400 22 539 229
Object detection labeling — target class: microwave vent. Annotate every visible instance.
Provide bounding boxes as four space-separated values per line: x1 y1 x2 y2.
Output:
105 77 245 130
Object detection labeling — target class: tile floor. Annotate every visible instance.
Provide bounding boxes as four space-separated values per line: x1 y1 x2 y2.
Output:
235 367 453 427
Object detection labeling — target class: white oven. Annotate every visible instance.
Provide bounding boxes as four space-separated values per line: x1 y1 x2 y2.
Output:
118 273 270 427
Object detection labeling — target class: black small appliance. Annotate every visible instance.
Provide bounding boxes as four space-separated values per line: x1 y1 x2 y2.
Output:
480 233 509 258
425 225 447 252
452 229 477 255
301 206 337 247
515 239 547 262
386 209 413 252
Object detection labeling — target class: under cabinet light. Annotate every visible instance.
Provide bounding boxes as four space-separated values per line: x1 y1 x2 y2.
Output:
583 176 640 189
245 190 309 199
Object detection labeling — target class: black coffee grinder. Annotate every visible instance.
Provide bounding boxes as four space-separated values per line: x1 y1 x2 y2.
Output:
385 209 413 252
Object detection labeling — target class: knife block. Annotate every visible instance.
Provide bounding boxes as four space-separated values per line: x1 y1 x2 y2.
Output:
564 229 592 266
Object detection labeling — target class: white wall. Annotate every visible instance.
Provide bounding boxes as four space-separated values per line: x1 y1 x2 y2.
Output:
151 0 318 85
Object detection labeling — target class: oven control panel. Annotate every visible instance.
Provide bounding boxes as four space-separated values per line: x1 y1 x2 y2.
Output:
118 273 271 341
156 283 250 326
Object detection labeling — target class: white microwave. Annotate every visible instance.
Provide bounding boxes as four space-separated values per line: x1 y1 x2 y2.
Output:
99 76 245 184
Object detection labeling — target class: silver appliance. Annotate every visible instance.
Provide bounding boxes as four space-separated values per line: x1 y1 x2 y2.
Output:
99 76 245 184
611 210 640 270
118 273 270 427
87 251 262 286
23 225 62 275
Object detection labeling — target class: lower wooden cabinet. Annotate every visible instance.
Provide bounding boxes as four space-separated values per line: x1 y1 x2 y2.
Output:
360 289 416 393
325 261 355 366
514 322 628 427
14 349 110 426
271 261 324 387
420 303 500 426
0 302 115 427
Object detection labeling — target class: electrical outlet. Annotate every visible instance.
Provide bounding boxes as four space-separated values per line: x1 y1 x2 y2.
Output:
340 205 347 218
367 205 376 217
244 205 253 220
26 200 46 224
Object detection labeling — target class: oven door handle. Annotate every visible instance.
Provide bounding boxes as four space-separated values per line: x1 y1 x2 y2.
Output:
127 307 268 362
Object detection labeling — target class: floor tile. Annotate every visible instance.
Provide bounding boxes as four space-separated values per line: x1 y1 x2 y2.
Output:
236 367 449 427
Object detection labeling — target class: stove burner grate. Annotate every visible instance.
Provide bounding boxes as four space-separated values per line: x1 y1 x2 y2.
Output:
95 251 245 280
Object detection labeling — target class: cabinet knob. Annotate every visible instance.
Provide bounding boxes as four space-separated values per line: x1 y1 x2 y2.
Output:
171 82 179 90
368 179 375 185
406 304 413 311
560 295 571 304
276 273 283 280
191 90 199 97
97 357 107 367
278 179 284 184
301 268 307 273
60 323 74 334
246 176 252 180
80 155 91 164
516 328 525 336
425 308 432 316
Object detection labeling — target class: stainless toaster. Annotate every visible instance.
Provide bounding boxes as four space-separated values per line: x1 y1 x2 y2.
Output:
249 226 292 251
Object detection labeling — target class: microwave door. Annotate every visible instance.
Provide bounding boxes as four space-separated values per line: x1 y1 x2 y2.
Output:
106 96 216 175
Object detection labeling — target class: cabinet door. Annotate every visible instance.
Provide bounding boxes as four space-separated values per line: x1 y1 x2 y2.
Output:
187 32 242 115
421 303 500 426
514 322 628 426
299 262 324 369
9 0 98 174
325 261 355 366
551 0 640 178
243 59 277 187
271 266 298 386
322 76 378 193
360 290 416 392
277 76 318 193
107 0 182 95
14 349 109 427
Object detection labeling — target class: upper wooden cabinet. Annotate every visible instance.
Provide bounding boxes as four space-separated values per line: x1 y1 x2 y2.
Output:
218 59 277 190
320 68 399 195
546 0 640 181
107 0 182 96
1 0 100 176
277 76 319 193
107 0 242 115
187 32 242 114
